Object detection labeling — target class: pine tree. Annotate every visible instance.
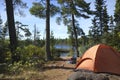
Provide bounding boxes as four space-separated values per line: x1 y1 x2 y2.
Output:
89 17 100 44
94 0 106 36
89 0 110 44
57 0 92 57
5 0 17 53
113 0 120 51
114 0 120 24
102 6 109 34
109 16 115 32
114 0 120 33
30 0 59 60
101 6 110 44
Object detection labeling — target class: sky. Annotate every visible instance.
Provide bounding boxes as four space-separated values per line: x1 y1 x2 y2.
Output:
0 0 116 39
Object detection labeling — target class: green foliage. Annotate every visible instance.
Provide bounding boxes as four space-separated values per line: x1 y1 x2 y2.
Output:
29 1 60 18
57 0 92 18
88 0 111 45
0 18 8 40
0 41 45 73
50 47 59 59
107 0 120 51
8 61 25 74
57 0 92 25
79 45 89 55
68 48 74 56
114 0 120 22
57 0 92 57
30 2 46 18
0 40 10 73
30 0 60 61
14 45 45 63
4 45 45 74
13 0 28 16
15 21 31 39
50 31 55 49
94 0 107 36
0 40 10 63
50 31 60 58
102 6 109 33
8 59 45 75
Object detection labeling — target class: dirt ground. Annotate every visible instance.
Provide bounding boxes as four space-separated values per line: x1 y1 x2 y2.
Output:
0 59 74 80
42 59 75 80
40 57 120 80
0 57 119 80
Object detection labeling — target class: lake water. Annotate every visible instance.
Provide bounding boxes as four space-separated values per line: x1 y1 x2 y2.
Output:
54 44 71 57
54 44 71 50
60 52 69 58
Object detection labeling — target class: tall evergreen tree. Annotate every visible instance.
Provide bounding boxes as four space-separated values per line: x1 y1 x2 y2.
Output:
94 0 106 36
89 0 110 44
114 0 120 33
109 16 114 32
114 0 120 24
89 17 100 44
45 0 51 60
5 0 27 62
30 0 59 60
57 0 92 57
5 0 17 53
113 0 120 50
101 6 110 43
102 6 109 34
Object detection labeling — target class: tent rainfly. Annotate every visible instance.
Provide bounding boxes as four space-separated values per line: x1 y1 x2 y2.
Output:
76 44 120 75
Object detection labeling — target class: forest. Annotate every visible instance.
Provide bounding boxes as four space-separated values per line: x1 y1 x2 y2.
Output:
0 0 120 79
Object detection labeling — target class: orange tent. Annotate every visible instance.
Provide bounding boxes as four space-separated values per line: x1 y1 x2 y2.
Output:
76 44 120 75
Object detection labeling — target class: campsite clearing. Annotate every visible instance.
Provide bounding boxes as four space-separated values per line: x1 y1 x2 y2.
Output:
42 60 120 80
0 57 120 80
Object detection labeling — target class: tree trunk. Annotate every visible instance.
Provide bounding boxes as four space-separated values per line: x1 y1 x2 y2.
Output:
5 0 18 63
45 0 51 61
5 0 17 53
34 24 37 45
72 14 79 57
100 12 103 36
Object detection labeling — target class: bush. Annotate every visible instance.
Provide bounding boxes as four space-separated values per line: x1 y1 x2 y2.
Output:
14 45 45 63
0 40 45 74
0 40 10 63
7 45 45 74
68 49 74 56
50 46 59 59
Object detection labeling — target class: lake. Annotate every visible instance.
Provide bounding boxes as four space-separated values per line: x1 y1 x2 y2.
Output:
54 44 71 57
54 44 72 50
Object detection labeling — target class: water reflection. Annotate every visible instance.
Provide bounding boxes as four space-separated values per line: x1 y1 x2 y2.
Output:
60 52 69 58
54 44 71 57
54 44 71 50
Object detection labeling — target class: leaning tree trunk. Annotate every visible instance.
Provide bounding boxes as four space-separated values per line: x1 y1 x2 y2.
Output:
45 0 51 61
5 0 18 63
72 14 79 57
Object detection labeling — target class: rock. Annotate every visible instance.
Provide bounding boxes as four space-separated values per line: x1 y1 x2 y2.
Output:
67 70 109 80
